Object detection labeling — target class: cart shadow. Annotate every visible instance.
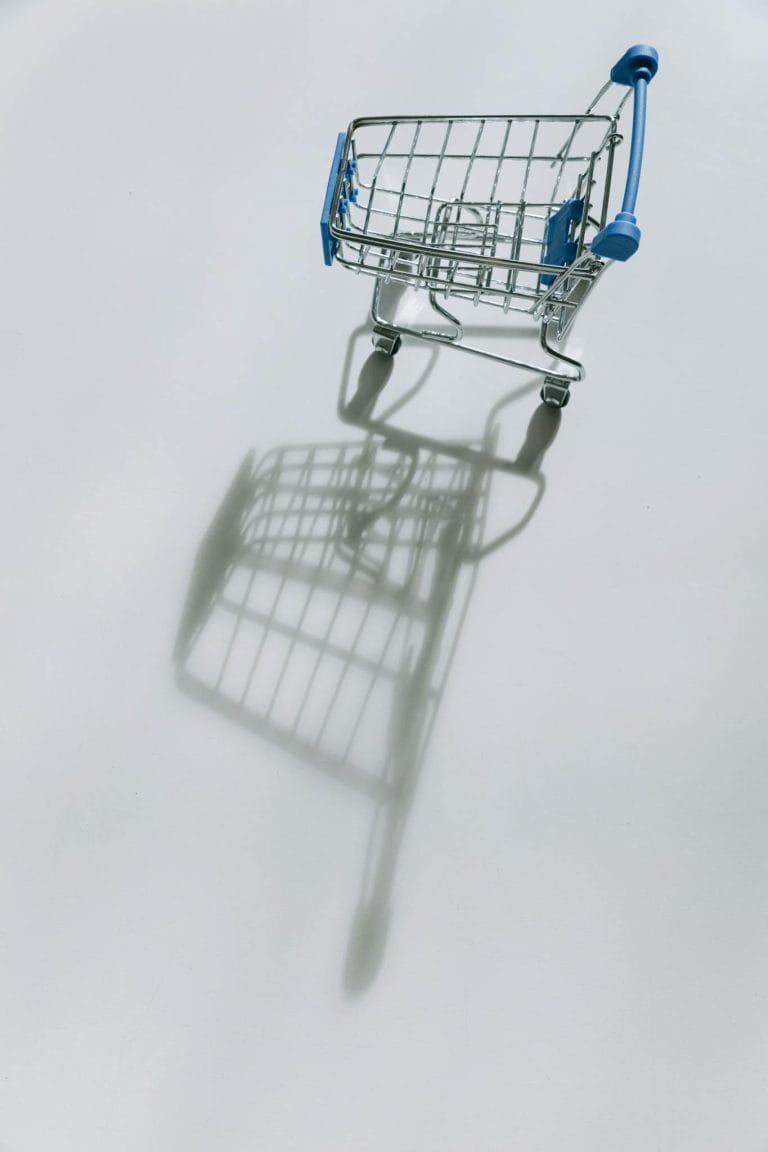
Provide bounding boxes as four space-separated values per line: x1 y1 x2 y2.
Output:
174 336 560 995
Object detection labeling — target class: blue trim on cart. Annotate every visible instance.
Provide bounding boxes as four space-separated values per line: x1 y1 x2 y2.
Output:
321 132 346 266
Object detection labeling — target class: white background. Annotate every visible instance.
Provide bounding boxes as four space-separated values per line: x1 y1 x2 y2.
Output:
1 2 767 1149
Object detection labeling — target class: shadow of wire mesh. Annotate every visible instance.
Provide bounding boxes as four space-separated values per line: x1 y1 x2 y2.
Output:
174 403 558 992
175 438 488 792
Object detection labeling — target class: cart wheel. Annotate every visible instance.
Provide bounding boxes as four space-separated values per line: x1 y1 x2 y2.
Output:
540 379 571 408
372 329 402 357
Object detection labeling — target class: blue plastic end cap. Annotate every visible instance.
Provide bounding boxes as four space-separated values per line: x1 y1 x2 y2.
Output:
610 44 659 86
591 212 641 261
321 225 338 266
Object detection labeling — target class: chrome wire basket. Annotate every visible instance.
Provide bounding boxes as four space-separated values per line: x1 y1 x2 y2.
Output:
321 45 659 408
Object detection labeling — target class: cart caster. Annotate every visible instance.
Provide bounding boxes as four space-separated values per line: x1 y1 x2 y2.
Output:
540 378 571 408
372 328 402 356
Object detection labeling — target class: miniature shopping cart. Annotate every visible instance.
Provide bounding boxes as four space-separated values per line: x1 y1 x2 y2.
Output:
320 44 658 408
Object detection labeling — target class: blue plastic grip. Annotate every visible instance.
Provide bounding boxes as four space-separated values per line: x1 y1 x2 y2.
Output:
591 45 659 262
321 132 346 266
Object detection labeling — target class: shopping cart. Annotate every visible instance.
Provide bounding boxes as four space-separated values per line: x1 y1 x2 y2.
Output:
320 45 659 408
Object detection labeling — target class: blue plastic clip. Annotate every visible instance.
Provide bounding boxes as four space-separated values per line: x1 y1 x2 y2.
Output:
591 45 659 262
345 159 359 203
542 198 584 285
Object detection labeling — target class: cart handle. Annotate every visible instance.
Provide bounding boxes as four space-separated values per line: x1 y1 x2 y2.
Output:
591 44 659 262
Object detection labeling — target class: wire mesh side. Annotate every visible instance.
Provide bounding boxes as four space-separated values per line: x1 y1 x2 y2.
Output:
332 113 619 311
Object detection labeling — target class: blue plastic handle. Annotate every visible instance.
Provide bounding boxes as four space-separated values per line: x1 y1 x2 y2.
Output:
591 45 659 262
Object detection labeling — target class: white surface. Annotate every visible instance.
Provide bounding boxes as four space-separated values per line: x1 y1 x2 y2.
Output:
1 2 767 1150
